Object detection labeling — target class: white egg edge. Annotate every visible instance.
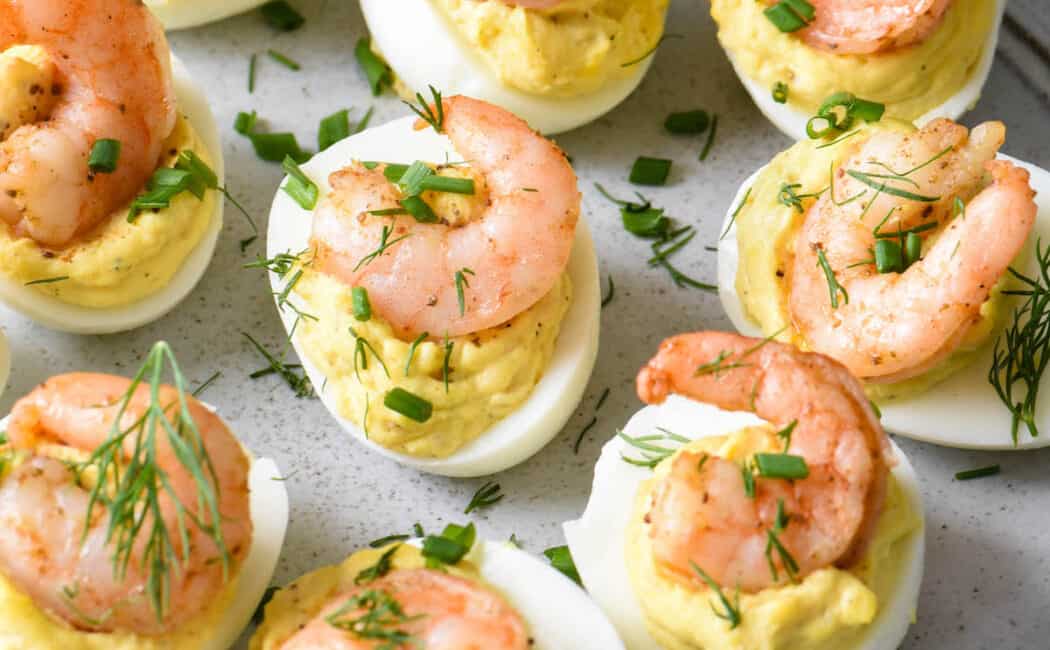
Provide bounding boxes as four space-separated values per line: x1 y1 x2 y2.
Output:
379 538 626 650
717 154 1050 450
0 55 224 335
724 0 1007 142
266 114 601 477
0 328 8 399
146 0 268 31
359 0 657 135
563 394 925 650
0 411 289 647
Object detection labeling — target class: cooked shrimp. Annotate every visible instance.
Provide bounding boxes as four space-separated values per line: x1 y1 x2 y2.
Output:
636 331 892 592
794 0 953 55
311 95 579 340
278 568 529 649
0 0 176 248
790 120 1037 383
0 373 252 635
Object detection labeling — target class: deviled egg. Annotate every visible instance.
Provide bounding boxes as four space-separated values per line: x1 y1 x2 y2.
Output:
359 0 671 134
718 116 1050 449
0 3 224 334
265 93 600 477
0 343 289 650
710 0 1006 140
252 525 624 649
565 331 925 650
146 0 269 30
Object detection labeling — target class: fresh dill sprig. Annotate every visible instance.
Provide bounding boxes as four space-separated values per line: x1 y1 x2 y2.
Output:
815 246 848 308
989 240 1050 443
404 85 445 133
355 544 401 585
720 187 751 240
765 498 798 583
464 481 504 514
77 342 230 623
618 428 690 469
243 332 314 398
354 224 412 272
691 561 742 629
352 328 391 381
325 589 423 648
454 268 475 316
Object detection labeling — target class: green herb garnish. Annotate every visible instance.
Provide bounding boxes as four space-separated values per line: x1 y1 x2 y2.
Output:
629 156 672 186
266 49 300 71
543 546 582 586
260 1 304 30
354 37 392 96
88 139 121 174
464 481 504 514
955 464 1001 481
691 562 742 629
665 110 710 135
384 388 432 423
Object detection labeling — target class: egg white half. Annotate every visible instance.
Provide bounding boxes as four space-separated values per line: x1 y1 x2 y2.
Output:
0 329 8 399
146 0 268 31
726 0 1006 141
359 0 657 135
397 538 625 650
718 156 1050 450
266 114 601 477
0 411 289 648
563 394 925 650
0 55 224 335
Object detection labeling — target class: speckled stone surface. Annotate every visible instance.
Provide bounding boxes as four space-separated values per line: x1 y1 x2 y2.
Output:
1 1 1049 648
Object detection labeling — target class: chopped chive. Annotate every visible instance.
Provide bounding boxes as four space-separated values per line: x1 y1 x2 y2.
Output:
260 1 304 31
354 37 392 96
248 132 308 163
847 170 940 202
754 453 809 479
664 110 710 135
955 464 1000 481
629 157 672 186
266 49 300 71
24 276 69 286
88 139 121 174
404 331 429 376
248 53 257 93
764 0 812 32
420 175 475 195
175 150 219 198
384 388 433 423
352 287 371 321
455 268 475 316
369 533 410 548
318 109 350 151
573 416 598 454
464 481 504 514
700 114 719 161
622 205 669 238
442 336 454 393
399 196 437 223
904 232 922 267
404 86 445 133
281 155 319 210
377 163 411 182
621 33 683 68
422 523 476 566
235 111 258 136
543 546 582 586
772 82 789 104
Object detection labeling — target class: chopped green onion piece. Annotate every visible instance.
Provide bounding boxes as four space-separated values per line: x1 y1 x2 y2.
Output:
318 109 350 151
235 111 258 136
420 175 475 195
664 110 710 135
422 523 475 566
772 82 789 104
850 97 886 123
88 139 121 174
399 196 437 223
622 207 669 238
396 161 433 196
805 115 837 140
754 453 810 479
384 387 433 423
763 0 813 32
630 157 673 186
352 287 371 322
955 464 1000 481
873 239 903 274
128 168 195 222
904 232 922 266
260 1 304 31
375 163 410 182
266 49 300 71
248 132 308 163
281 155 319 210
354 37 392 96
543 546 582 586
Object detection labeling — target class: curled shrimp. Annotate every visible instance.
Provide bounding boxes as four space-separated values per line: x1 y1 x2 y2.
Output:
0 373 252 635
311 95 580 340
636 331 892 592
790 120 1037 383
0 0 176 248
793 0 953 55
277 568 529 649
